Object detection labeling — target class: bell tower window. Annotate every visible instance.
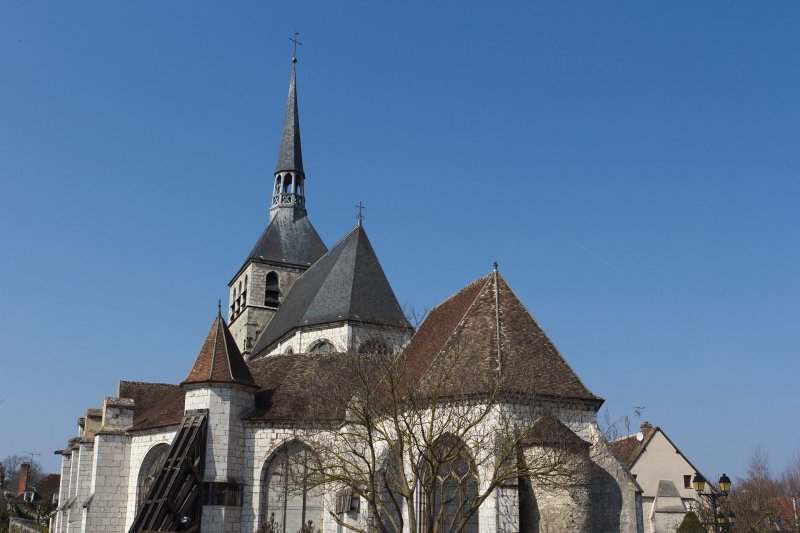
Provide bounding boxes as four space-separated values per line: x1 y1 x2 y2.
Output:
265 272 280 307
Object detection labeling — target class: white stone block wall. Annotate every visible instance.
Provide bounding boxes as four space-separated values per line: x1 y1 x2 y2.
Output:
124 428 178 530
266 321 411 356
83 433 130 533
69 443 93 533
54 451 72 533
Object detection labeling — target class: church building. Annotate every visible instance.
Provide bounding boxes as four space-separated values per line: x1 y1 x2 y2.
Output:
52 57 644 533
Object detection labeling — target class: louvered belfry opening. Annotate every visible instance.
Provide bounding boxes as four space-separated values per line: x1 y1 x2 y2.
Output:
128 411 207 533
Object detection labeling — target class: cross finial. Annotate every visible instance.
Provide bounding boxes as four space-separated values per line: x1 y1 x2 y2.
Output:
493 261 498 272
355 201 366 226
289 32 302 64
217 299 222 317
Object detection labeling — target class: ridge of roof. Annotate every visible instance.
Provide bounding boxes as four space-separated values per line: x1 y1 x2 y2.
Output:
250 224 411 355
183 314 258 388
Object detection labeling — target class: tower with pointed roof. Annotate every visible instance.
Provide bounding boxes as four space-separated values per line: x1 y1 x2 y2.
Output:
228 59 327 356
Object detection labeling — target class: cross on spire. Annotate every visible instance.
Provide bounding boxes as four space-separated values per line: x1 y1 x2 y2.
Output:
355 201 366 226
289 32 302 63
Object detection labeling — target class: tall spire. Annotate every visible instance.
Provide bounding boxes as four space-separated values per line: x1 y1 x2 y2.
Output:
275 63 303 174
271 57 306 217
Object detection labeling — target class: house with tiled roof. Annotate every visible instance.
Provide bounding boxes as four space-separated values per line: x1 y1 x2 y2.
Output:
610 423 709 533
52 56 644 533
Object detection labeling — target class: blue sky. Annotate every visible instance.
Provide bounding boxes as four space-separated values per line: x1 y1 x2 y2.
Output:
1 2 798 480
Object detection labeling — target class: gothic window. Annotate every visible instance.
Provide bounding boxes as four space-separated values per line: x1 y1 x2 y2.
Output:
265 272 280 307
376 454 403 533
358 337 391 355
283 174 293 194
260 442 323 533
418 436 479 533
309 341 333 354
137 443 169 512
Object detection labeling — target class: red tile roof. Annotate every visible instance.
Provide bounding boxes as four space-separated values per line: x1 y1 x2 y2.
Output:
402 272 601 402
183 314 257 388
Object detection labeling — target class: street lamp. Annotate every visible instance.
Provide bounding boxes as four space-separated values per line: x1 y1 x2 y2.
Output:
693 473 736 533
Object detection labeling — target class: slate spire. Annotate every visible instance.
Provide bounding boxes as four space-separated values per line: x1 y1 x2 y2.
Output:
275 62 303 174
271 60 307 219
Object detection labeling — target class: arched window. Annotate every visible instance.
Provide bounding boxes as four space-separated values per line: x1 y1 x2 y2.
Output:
265 272 280 307
261 442 323 533
137 443 169 511
309 341 333 354
419 436 479 533
283 174 293 194
358 337 392 355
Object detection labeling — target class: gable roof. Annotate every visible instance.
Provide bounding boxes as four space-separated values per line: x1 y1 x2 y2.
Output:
183 314 258 388
611 425 711 490
400 271 601 402
251 224 411 355
242 208 327 271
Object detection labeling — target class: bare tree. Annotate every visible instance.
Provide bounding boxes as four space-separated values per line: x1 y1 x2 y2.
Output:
280 321 595 533
727 445 799 533
0 455 44 495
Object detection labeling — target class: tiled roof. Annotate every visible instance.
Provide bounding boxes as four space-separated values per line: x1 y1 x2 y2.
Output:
128 387 185 432
401 272 601 402
251 225 411 355
245 352 370 423
522 414 590 448
183 314 258 388
609 434 643 467
118 381 181 421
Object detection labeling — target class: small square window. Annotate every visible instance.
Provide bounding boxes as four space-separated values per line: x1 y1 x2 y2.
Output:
684 475 691 489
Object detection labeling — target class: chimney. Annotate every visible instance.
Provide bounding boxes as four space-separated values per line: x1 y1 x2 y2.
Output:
17 463 30 496
641 421 653 439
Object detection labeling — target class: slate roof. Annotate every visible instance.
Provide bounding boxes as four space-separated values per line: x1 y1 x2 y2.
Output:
400 272 601 402
244 208 327 268
183 314 258 388
251 224 411 355
275 64 303 174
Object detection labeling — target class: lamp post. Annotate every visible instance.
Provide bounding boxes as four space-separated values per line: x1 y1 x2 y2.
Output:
693 473 736 532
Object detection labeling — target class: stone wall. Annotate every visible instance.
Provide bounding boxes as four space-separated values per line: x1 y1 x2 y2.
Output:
124 428 178 530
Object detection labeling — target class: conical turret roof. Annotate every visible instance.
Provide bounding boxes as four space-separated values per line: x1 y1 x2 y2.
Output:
275 64 303 174
251 224 411 355
183 313 258 388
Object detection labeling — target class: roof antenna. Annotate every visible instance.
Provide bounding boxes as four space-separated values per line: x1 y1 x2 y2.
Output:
355 201 366 226
289 31 302 64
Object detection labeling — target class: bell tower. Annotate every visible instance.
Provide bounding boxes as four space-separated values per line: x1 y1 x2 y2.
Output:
228 54 327 357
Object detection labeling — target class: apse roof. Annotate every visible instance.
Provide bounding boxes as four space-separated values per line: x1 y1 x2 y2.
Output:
251 224 411 355
400 271 601 403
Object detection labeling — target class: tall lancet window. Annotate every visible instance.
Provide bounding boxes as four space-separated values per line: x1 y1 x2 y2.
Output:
261 442 323 533
137 443 169 512
265 272 280 307
418 436 479 533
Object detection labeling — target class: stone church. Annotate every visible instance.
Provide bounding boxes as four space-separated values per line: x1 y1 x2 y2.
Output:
52 58 644 533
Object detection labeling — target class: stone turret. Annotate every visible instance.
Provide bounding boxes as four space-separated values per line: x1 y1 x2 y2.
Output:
182 311 258 533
